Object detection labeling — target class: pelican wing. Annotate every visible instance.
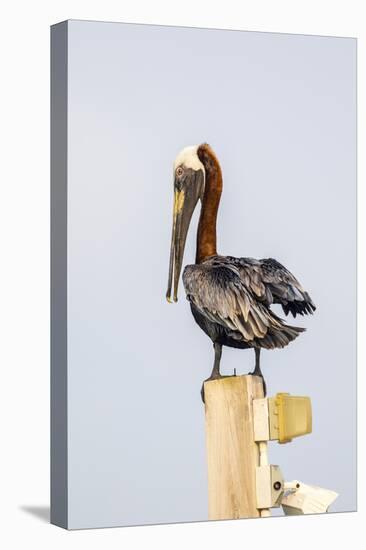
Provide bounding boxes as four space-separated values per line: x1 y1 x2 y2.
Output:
183 261 283 342
224 256 316 317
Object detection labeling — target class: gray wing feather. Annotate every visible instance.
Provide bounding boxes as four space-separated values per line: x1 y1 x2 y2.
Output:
225 256 316 317
183 261 283 343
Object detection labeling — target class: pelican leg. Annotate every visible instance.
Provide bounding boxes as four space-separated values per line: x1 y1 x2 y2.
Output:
210 342 222 379
201 343 227 403
249 348 267 396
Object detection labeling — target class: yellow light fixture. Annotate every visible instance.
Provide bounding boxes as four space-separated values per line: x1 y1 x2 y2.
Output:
269 393 312 444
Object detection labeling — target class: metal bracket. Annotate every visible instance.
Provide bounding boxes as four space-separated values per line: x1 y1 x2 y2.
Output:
256 465 284 510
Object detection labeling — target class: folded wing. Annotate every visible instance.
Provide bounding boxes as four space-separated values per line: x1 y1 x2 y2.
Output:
226 256 316 317
183 257 307 349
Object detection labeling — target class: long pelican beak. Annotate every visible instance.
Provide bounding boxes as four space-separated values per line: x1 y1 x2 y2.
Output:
166 170 204 303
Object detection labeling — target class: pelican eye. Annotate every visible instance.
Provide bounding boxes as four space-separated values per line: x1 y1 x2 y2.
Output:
176 166 184 178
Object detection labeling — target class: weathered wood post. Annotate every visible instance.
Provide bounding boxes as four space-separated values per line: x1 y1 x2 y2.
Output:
204 374 264 520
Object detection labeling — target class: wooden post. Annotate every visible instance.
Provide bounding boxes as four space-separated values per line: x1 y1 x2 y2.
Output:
204 375 264 520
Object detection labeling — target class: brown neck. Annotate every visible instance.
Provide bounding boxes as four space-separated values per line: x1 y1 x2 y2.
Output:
196 144 222 263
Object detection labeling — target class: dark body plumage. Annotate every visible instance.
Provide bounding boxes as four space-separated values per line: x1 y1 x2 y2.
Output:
183 255 316 351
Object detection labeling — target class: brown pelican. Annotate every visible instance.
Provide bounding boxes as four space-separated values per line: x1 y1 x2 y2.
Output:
166 143 315 399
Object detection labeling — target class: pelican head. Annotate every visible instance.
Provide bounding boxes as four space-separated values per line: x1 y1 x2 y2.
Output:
166 145 205 303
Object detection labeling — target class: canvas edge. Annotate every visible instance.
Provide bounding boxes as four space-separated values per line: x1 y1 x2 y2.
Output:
50 20 68 530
